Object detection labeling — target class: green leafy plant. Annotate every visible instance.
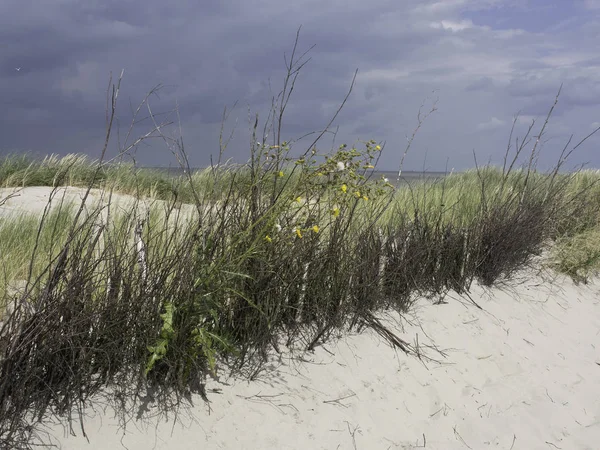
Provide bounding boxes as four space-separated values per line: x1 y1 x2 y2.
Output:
145 301 176 375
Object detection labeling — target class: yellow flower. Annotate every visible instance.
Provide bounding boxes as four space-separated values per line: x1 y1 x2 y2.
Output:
278 171 284 177
362 195 369 201
331 207 340 217
295 196 302 203
341 184 347 193
312 225 320 233
354 191 361 198
264 235 272 243
375 145 381 151
295 228 303 238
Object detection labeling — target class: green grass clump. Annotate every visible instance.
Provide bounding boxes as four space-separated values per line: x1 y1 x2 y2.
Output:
0 204 74 302
550 228 600 283
0 153 308 206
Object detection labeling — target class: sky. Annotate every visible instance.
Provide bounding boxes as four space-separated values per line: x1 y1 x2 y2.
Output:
1 0 599 171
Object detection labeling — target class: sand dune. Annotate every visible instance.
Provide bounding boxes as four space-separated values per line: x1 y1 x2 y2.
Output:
2 187 599 449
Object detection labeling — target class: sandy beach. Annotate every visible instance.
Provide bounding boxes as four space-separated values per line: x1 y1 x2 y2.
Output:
1 187 599 449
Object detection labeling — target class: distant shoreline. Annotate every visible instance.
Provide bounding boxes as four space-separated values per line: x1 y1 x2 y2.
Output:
143 167 451 185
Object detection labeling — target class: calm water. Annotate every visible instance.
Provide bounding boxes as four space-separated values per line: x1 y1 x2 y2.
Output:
375 170 448 185
146 167 449 187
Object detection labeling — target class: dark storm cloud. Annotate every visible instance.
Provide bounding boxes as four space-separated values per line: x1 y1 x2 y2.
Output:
509 59 552 71
507 76 560 98
465 76 495 91
507 74 600 117
1 0 599 169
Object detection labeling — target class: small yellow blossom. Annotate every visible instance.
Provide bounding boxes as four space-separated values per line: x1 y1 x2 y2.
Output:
375 145 381 151
278 171 284 177
354 191 361 198
264 235 272 243
331 207 340 217
295 228 303 238
312 225 320 233
362 195 369 201
295 196 302 203
341 184 347 193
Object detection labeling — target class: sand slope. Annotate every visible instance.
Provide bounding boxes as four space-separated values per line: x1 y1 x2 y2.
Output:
38 272 598 450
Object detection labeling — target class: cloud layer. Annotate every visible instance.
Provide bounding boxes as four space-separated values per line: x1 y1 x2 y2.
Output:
1 0 599 170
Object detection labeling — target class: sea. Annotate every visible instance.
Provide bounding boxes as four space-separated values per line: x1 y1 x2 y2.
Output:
145 168 449 187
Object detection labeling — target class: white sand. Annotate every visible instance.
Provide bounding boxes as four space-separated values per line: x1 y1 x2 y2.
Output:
0 186 160 218
2 187 600 449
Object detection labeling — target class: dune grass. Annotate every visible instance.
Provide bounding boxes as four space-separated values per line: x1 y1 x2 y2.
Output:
1 141 599 448
0 153 306 206
0 205 73 298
